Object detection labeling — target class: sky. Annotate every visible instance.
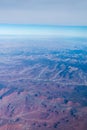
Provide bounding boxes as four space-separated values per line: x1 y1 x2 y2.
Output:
0 24 87 38
0 0 87 25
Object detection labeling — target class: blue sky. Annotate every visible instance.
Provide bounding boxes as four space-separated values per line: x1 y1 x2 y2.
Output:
0 24 87 38
0 0 87 25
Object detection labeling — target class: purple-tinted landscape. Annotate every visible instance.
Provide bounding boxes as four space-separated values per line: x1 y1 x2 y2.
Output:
0 37 87 130
0 0 87 129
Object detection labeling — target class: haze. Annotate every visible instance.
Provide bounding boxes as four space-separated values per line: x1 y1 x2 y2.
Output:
0 0 87 25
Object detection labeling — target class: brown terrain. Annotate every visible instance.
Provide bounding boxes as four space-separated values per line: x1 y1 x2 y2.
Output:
0 38 87 130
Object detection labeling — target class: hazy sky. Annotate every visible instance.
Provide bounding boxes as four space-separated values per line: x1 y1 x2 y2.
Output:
0 24 87 38
0 0 87 25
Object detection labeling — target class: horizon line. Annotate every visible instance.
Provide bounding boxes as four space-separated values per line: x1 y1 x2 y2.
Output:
0 24 87 28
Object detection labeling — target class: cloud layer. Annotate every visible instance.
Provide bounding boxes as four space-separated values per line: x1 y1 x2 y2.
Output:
0 0 87 25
